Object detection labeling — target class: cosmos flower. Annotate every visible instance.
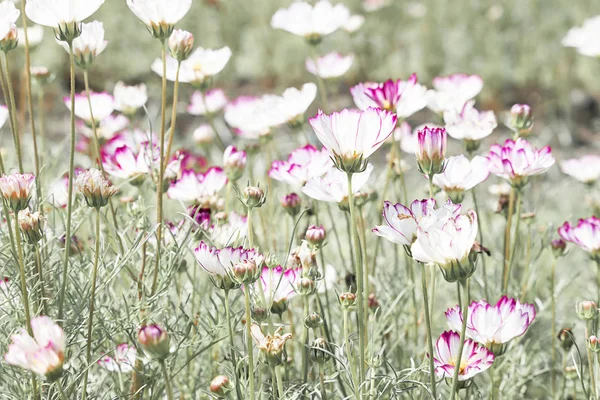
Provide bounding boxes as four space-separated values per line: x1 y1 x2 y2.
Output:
17 25 44 48
78 114 129 140
97 343 137 373
187 89 228 116
270 1 350 42
48 175 69 208
563 16 600 57
343 14 365 33
113 82 148 116
5 316 66 380
167 167 227 204
560 155 600 184
102 144 154 184
127 0 192 40
444 100 497 141
0 173 36 212
427 73 484 114
363 0 391 12
432 155 490 202
58 21 107 68
487 138 555 188
446 296 536 356
194 242 263 290
75 168 117 209
0 1 19 43
245 265 302 304
302 164 373 204
559 216 600 260
416 126 447 176
209 212 248 247
433 330 494 382
64 92 115 124
306 52 354 79
225 95 286 139
269 144 333 186
193 124 215 145
275 83 317 125
152 47 232 85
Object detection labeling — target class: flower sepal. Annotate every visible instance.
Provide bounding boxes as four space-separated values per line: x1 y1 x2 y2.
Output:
55 22 82 43
437 257 476 284
332 153 368 174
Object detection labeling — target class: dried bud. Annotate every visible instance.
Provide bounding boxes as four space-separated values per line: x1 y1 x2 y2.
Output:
209 375 232 398
305 225 326 247
304 312 323 330
242 186 266 209
168 29 194 61
551 239 567 259
508 104 534 137
298 277 316 296
281 193 302 217
310 337 332 364
138 325 170 360
339 292 357 308
18 208 44 245
576 301 598 321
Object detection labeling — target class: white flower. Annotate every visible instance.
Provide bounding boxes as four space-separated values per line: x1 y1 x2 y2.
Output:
433 155 490 201
271 0 350 39
210 212 248 247
302 164 373 203
444 100 497 141
187 89 228 116
343 15 365 33
563 16 600 57
269 144 333 187
560 155 600 184
192 124 215 144
225 95 286 139
102 143 154 182
0 104 8 130
363 0 391 12
127 0 192 39
25 0 104 34
64 92 114 124
427 74 484 114
0 1 20 42
17 25 44 47
114 82 148 115
98 343 137 374
306 52 354 79
48 175 69 208
79 114 129 140
167 167 227 203
58 21 107 68
276 83 317 123
152 47 232 84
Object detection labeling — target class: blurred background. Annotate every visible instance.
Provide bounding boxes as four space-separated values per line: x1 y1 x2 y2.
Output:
5 0 600 147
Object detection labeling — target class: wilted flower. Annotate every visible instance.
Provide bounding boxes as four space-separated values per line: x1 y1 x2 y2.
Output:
506 104 534 136
223 146 246 181
303 164 373 204
210 375 232 398
138 324 170 360
59 21 107 68
153 47 232 86
113 82 148 116
65 92 115 124
446 296 536 356
75 168 117 209
433 330 494 382
309 108 396 173
168 29 194 61
487 138 555 188
0 173 36 212
351 74 428 118
168 167 227 203
563 16 600 57
560 155 600 184
576 300 598 321
444 100 497 144
432 155 490 203
270 145 333 187
306 52 354 79
270 0 350 44
127 0 192 40
97 343 137 373
559 216 600 260
187 89 228 116
18 208 44 245
194 242 263 290
311 337 332 364
416 126 447 176
251 323 292 366
5 316 66 381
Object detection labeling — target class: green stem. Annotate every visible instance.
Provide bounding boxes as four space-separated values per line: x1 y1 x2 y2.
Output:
551 257 557 400
302 296 310 385
346 172 366 389
450 278 471 400
247 207 255 249
34 247 47 315
421 263 437 399
343 308 359 399
58 41 77 321
244 286 256 400
506 190 523 294
163 61 181 171
471 188 490 301
501 188 516 294
224 290 243 400
160 360 174 400
56 380 69 400
587 324 598 399
81 209 101 400
319 366 328 400
200 89 226 150
1 52 24 172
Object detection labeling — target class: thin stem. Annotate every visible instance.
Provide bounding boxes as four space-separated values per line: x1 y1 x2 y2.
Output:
224 290 243 400
160 360 175 400
309 47 330 113
501 188 516 294
506 190 523 294
247 208 255 249
276 366 284 399
319 366 328 400
421 263 437 399
81 209 102 400
551 257 557 400
56 380 69 400
244 286 256 400
428 174 434 199
34 247 47 315
597 259 600 310
450 278 470 400
471 188 490 301
343 308 359 399
150 40 168 298
587 323 598 399
200 89 226 150
346 172 366 389
58 41 77 321
302 296 310 385
163 61 181 170
1 53 24 172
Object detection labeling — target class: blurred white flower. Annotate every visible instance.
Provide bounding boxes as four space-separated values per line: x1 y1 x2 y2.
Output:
306 52 354 79
343 15 365 33
270 144 333 187
302 164 373 203
192 124 215 145
17 25 44 47
114 82 148 116
210 212 248 247
187 89 228 116
271 0 350 41
0 104 7 130
127 0 192 40
58 21 107 68
427 73 483 114
432 155 490 202
444 100 497 141
64 92 115 124
225 95 286 140
98 343 137 374
560 155 600 184
276 83 317 124
47 175 69 208
363 0 391 12
0 1 19 42
152 47 232 85
563 16 600 57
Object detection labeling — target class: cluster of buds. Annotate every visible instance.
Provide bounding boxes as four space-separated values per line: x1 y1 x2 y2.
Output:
576 300 598 321
209 375 232 398
138 325 170 360
18 208 44 245
251 323 292 366
168 29 194 61
223 145 247 182
0 173 36 212
416 126 447 178
310 337 332 364
242 185 266 209
75 168 117 209
507 104 534 137
281 193 302 217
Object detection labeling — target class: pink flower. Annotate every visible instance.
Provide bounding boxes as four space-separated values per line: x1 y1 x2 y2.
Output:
416 126 447 176
102 129 158 156
560 155 600 184
486 138 555 188
433 330 494 381
194 242 262 289
302 164 373 203
0 173 36 212
97 343 137 373
351 74 428 118
432 155 490 202
167 167 227 203
309 108 396 171
223 145 246 181
102 143 155 184
559 216 600 259
209 212 248 247
5 316 66 379
444 100 497 141
269 144 333 186
187 89 228 116
64 91 115 123
245 265 302 304
138 324 170 360
427 74 483 114
305 52 354 79
446 296 536 356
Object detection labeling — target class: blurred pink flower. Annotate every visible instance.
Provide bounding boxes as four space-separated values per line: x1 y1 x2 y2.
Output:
167 167 227 203
559 216 600 259
98 343 137 373
560 155 600 184
269 144 333 186
427 73 483 114
188 89 228 116
444 100 497 141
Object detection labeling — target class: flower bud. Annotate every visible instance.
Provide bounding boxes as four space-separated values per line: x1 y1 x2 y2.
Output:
590 336 600 353
56 21 82 43
0 25 18 53
339 292 357 308
223 145 246 181
18 208 44 245
209 375 232 398
75 168 117 209
576 300 598 321
281 193 302 217
271 299 289 317
188 205 211 230
368 293 380 312
251 306 269 323
298 277 316 296
233 260 260 284
508 104 534 137
416 126 447 177
551 239 567 259
242 186 266 209
59 235 84 255
305 33 322 46
558 328 575 352
138 325 170 360
310 337 332 364
0 173 35 212
149 21 174 41
304 312 324 330
31 66 55 86
305 225 326 247
168 29 194 61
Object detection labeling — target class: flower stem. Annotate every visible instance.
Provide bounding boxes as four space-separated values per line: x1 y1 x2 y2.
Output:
319 365 328 400
346 172 366 389
0 52 24 172
34 246 47 315
243 286 256 400
56 380 69 400
160 360 174 400
224 289 243 400
471 188 490 301
343 308 359 399
200 89 226 150
58 42 77 321
150 39 168 298
450 278 470 400
302 296 310 385
163 61 181 170
310 47 330 113
587 323 598 399
501 188 516 294
81 209 101 400
551 257 557 400
420 263 437 399
506 190 523 294
247 207 255 249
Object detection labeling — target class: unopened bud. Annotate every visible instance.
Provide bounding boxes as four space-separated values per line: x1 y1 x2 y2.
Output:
168 29 194 61
0 25 18 53
18 208 44 245
310 338 332 364
339 292 357 308
31 66 55 86
271 299 289 317
304 312 323 330
368 293 380 312
558 328 575 352
281 193 302 217
242 186 266 209
210 375 232 398
233 260 259 284
305 225 326 247
589 336 600 353
251 306 269 323
551 239 567 258
508 104 534 137
298 277 316 295
576 300 598 321
138 325 170 360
